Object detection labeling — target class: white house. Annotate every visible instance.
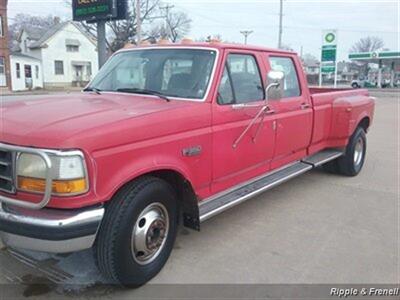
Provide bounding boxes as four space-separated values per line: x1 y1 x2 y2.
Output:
16 21 98 89
10 52 43 91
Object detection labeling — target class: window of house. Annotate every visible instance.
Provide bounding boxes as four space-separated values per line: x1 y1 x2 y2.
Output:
0 16 3 37
268 56 301 98
0 57 5 75
55 60 64 75
86 63 92 77
218 54 264 104
35 65 39 79
16 63 21 78
66 45 79 52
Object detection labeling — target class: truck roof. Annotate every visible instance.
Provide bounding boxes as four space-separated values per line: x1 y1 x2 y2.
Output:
119 42 297 56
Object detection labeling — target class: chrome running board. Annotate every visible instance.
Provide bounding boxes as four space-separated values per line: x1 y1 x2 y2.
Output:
199 148 343 222
301 148 343 167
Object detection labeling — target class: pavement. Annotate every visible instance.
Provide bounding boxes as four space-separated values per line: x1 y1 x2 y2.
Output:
0 90 398 298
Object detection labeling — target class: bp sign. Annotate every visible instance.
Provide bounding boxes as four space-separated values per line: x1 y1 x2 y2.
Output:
324 32 336 44
321 30 338 74
72 0 127 22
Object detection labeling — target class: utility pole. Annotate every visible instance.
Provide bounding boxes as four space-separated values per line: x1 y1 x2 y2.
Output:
160 4 175 39
136 0 142 44
278 0 283 48
240 30 253 44
97 20 107 68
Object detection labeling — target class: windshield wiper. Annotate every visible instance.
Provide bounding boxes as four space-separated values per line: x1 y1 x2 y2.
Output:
116 88 170 102
83 87 102 95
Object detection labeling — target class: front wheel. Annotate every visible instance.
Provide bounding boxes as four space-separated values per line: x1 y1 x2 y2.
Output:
323 127 367 176
95 176 178 287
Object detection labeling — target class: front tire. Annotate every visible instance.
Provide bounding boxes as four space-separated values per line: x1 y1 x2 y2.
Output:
95 176 178 287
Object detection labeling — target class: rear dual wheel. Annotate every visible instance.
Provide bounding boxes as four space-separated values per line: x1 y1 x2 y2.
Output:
95 176 178 287
323 127 367 176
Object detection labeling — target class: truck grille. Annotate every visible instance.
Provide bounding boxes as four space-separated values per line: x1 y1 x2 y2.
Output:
0 149 16 194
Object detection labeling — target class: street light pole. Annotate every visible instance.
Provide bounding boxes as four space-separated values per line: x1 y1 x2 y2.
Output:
97 20 107 68
278 0 283 48
240 30 253 44
136 0 142 44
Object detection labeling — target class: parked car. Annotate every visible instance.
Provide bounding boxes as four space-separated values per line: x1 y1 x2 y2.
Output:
351 77 376 88
0 42 375 287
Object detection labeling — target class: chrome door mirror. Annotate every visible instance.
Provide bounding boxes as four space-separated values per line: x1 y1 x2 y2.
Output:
265 70 285 102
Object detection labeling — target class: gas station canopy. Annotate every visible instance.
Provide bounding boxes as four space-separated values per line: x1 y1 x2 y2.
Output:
349 51 400 87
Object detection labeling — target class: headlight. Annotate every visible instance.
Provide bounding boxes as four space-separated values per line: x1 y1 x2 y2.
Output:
16 151 88 196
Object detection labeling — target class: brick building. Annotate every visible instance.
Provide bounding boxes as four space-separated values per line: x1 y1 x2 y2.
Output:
0 0 10 91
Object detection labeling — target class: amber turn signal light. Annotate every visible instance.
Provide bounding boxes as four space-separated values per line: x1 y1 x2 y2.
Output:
17 176 87 195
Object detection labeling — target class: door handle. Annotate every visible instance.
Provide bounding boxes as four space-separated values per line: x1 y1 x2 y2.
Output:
300 103 310 110
266 107 275 114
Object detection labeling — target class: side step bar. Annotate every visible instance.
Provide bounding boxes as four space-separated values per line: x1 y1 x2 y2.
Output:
199 149 343 222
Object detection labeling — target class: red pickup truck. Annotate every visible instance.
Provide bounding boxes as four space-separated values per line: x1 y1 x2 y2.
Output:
0 42 374 286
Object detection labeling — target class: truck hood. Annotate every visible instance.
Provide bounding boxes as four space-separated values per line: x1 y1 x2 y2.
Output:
0 92 204 151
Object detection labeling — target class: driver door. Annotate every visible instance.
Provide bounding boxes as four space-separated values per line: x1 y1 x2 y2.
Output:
211 50 276 194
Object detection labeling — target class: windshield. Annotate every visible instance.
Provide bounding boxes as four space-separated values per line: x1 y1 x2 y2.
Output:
88 48 217 100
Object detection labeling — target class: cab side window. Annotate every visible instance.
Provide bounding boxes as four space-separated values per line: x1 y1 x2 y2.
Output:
217 54 264 105
269 56 300 98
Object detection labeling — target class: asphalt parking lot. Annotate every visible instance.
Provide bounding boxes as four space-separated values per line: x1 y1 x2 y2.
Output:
0 90 398 298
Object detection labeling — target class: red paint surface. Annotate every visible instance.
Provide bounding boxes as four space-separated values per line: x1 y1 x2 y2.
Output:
0 43 375 209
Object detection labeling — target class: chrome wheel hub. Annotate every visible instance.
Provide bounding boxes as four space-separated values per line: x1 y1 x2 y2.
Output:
354 137 364 166
131 203 169 265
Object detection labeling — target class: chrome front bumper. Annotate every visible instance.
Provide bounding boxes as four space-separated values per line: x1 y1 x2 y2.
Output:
0 204 104 253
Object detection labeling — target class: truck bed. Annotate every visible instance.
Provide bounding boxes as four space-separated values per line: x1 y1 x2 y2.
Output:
307 86 373 155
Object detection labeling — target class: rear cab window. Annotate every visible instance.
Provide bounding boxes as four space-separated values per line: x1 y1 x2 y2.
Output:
268 56 301 98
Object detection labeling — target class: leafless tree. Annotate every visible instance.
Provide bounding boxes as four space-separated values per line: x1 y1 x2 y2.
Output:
144 10 191 43
350 36 384 53
301 53 319 65
63 1 191 52
164 11 191 42
280 43 294 52
350 36 385 76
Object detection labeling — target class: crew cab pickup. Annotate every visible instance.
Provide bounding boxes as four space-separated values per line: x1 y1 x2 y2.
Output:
0 42 374 286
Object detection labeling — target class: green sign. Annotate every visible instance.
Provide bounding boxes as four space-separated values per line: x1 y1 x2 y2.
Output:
321 30 337 74
349 51 400 60
321 65 335 73
321 45 337 62
72 0 126 22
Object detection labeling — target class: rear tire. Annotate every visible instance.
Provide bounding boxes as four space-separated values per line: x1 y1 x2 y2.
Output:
323 127 367 176
95 176 178 287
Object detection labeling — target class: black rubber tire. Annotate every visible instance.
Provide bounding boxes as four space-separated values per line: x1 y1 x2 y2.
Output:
351 83 359 89
322 159 340 174
325 127 367 176
95 176 178 287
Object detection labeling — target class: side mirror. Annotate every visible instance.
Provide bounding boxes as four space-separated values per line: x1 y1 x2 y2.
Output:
265 70 285 101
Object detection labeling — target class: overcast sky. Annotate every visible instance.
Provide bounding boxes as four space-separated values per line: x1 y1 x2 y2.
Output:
7 0 399 61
